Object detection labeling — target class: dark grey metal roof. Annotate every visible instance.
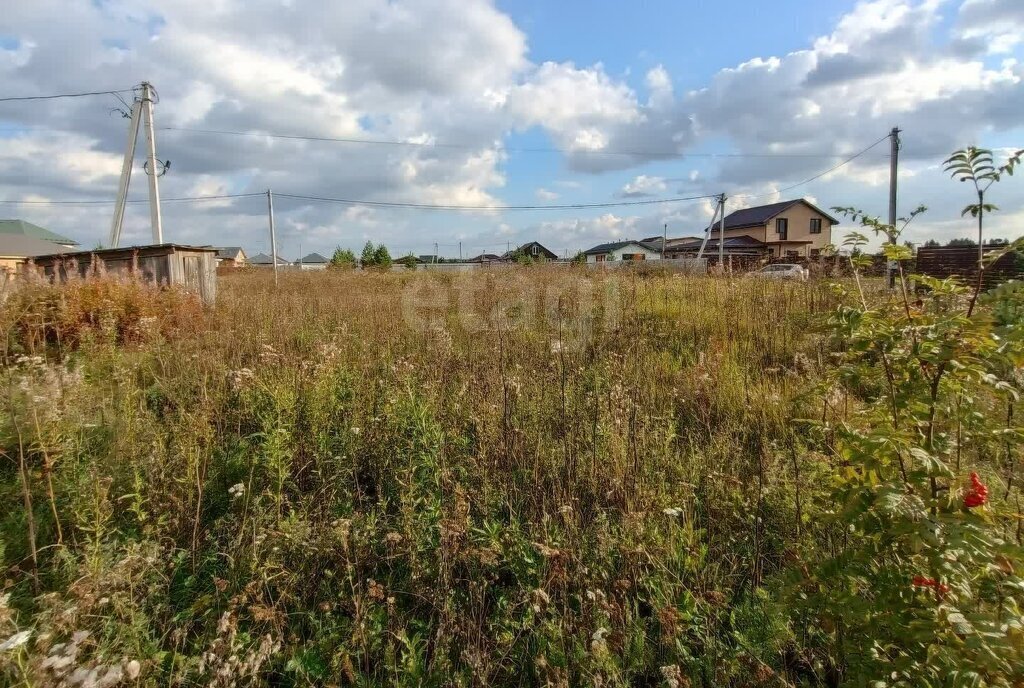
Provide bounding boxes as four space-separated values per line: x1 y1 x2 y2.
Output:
504 241 558 259
0 235 77 257
299 252 329 263
584 240 662 254
720 199 839 230
673 235 767 247
249 252 290 264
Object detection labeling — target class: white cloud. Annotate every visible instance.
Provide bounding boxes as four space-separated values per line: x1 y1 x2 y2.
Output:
0 0 1021 256
955 0 1024 54
620 175 667 197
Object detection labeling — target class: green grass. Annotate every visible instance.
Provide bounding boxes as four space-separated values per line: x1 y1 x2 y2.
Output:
0 268 997 686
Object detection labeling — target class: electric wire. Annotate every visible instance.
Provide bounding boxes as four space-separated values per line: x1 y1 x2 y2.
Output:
0 193 263 206
731 134 892 200
0 89 137 103
271 191 717 211
0 137 892 211
159 126 889 160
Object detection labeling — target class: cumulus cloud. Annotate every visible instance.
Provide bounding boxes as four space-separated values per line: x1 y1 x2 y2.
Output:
0 0 1021 256
619 175 667 198
955 0 1024 54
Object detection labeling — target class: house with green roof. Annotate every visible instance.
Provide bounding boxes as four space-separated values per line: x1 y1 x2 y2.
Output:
0 219 79 248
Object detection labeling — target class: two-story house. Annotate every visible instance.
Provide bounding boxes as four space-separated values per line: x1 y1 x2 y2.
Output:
707 199 837 258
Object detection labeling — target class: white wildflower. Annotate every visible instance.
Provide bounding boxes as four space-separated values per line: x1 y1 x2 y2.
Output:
660 664 683 688
125 659 141 679
228 483 246 499
663 507 683 517
590 627 609 655
0 630 31 651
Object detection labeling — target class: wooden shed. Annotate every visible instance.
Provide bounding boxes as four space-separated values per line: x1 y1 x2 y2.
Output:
26 244 218 304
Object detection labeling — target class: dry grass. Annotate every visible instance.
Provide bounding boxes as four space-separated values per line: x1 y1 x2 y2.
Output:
0 268 848 686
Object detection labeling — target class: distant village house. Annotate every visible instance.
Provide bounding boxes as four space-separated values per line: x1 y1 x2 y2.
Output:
249 252 291 267
504 241 558 262
215 246 248 268
297 252 330 270
0 220 80 275
699 199 836 259
584 240 663 263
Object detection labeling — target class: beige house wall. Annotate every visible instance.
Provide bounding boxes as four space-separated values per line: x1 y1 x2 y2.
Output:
701 202 836 258
764 203 833 256
0 256 24 274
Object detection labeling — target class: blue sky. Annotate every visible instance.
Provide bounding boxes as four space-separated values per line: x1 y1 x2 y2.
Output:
0 0 1022 258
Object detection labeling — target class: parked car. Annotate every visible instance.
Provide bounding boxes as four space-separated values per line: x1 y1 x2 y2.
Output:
748 263 808 281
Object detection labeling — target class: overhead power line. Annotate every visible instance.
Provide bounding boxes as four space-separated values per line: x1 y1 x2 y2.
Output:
272 192 716 211
0 88 137 103
0 135 891 210
734 134 892 200
0 192 263 206
160 126 887 160
0 190 711 211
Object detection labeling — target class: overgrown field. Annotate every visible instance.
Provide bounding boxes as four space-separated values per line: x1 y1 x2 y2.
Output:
1 267 1022 687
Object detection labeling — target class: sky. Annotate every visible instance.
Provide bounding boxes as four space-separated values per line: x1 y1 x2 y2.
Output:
0 0 1022 260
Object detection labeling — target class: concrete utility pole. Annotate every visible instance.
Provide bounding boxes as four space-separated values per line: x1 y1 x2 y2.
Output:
109 97 142 248
109 82 164 246
267 189 278 286
887 126 901 289
695 195 723 263
661 223 667 259
434 242 438 264
141 82 163 244
718 193 726 273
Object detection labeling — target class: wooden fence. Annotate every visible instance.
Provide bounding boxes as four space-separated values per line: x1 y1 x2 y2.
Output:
915 246 1024 289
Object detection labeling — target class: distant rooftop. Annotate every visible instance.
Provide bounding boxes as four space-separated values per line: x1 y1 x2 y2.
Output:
584 240 662 255
249 252 290 265
298 252 329 264
0 234 77 258
717 199 839 231
216 246 245 259
0 219 79 246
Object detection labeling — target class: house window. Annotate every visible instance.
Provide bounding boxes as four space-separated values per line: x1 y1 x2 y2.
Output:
622 253 646 261
785 250 799 258
776 218 788 240
531 244 539 256
595 254 606 262
810 218 822 234
810 248 821 258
